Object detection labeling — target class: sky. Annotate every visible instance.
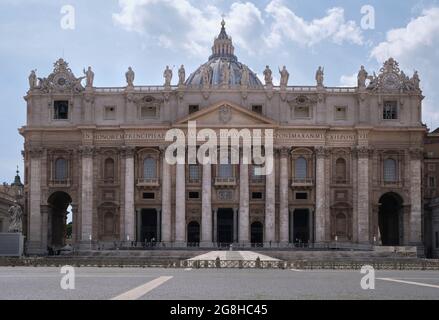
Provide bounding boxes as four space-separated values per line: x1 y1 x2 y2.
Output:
0 0 439 182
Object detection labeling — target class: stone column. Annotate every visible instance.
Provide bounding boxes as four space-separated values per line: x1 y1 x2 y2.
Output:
175 163 186 245
279 148 289 245
213 208 218 244
156 208 162 242
233 208 239 243
357 147 370 243
409 148 423 245
201 163 212 246
80 146 94 244
123 147 135 242
239 160 249 244
27 148 44 254
161 152 172 243
136 209 142 242
265 151 276 246
315 147 326 243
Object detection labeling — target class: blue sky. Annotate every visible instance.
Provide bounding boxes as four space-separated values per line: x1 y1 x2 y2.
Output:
1 0 439 182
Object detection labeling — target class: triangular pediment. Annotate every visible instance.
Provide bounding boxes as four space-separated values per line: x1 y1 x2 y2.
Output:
174 101 278 128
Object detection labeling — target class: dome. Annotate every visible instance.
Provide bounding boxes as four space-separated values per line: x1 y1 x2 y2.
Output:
185 20 263 88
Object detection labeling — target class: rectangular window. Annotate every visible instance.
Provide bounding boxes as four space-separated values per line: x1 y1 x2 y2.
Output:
104 106 116 120
53 100 69 120
383 101 398 120
188 192 200 199
251 192 263 200
141 106 158 119
143 192 155 200
189 165 201 182
189 105 199 114
334 106 347 120
252 105 263 114
295 192 308 200
294 106 310 119
429 176 436 188
436 232 439 249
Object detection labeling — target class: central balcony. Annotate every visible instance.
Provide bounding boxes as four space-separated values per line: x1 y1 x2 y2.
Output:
137 178 160 188
214 177 237 187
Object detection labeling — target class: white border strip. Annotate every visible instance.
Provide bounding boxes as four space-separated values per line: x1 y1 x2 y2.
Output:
111 276 173 300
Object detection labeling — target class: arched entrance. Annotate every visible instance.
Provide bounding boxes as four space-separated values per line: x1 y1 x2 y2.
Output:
187 221 200 245
379 193 403 246
251 222 263 245
47 192 72 249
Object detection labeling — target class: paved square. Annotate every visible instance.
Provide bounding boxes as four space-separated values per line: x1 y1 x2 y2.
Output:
0 267 438 300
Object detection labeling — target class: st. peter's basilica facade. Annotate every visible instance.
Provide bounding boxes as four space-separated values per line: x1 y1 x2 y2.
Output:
21 21 426 255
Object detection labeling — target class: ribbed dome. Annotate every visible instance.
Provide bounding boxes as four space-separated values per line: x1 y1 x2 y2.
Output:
185 20 263 88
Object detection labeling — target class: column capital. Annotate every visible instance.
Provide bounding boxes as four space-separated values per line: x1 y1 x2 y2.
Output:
409 148 423 160
315 146 330 159
353 146 372 159
278 147 291 158
28 147 44 158
121 146 135 158
78 145 95 158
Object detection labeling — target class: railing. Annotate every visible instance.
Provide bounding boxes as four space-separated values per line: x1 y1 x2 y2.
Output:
383 180 403 187
93 85 359 94
137 178 160 187
250 176 265 184
291 178 314 187
214 177 237 187
49 179 71 187
187 178 201 185
334 179 348 185
100 178 118 185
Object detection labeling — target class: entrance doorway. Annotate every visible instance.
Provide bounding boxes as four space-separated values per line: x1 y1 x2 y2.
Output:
187 221 200 244
141 209 158 242
217 208 234 244
292 209 310 244
379 193 403 246
47 192 72 249
251 222 264 245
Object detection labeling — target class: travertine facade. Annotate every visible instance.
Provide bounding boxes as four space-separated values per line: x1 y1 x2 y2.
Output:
21 21 427 254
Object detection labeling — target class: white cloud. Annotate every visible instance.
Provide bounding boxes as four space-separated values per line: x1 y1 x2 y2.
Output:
371 8 439 63
339 73 357 87
264 0 364 48
112 0 264 58
370 8 439 129
112 0 364 58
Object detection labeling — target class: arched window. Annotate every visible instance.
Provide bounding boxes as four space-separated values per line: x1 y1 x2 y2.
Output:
384 159 397 182
335 158 347 182
336 212 347 237
143 157 157 179
295 157 307 180
104 158 115 180
55 158 67 181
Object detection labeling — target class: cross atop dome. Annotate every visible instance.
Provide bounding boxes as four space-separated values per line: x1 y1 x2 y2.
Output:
210 18 237 61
